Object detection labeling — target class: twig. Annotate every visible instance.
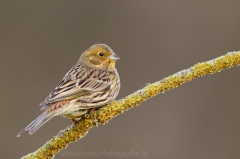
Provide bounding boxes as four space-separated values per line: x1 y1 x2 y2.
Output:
22 51 240 159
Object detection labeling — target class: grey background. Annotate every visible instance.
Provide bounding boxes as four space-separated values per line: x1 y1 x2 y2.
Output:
1 0 240 159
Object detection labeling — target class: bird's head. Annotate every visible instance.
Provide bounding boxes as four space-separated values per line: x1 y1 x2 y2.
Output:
80 44 120 70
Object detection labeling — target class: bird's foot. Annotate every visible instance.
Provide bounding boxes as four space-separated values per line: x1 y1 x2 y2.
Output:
84 108 96 118
84 108 98 126
93 119 98 127
90 108 98 127
89 108 95 115
71 119 79 125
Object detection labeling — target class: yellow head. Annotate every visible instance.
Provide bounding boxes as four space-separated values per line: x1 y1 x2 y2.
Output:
80 44 120 70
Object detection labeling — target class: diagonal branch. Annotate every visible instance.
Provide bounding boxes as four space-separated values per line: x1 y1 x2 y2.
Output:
22 51 240 159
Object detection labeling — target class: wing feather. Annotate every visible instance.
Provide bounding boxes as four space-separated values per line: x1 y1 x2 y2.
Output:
40 65 114 110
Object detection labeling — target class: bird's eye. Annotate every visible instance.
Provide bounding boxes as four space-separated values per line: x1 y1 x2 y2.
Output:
98 52 104 57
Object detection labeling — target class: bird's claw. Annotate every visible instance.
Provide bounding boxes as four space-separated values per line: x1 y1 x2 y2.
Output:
93 119 98 127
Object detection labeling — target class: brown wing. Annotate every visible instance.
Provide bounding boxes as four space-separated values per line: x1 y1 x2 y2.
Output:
40 64 114 111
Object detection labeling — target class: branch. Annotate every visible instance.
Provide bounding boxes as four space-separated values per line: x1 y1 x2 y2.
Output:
22 51 240 159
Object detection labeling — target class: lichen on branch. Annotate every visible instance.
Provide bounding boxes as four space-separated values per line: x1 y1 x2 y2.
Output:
22 51 240 159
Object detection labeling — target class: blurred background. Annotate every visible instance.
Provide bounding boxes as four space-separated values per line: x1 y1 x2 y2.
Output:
1 0 240 158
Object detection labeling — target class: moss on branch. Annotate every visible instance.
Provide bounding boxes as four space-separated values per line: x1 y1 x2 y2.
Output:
22 51 240 159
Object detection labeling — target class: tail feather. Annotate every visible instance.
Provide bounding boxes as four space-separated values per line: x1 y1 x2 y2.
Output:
17 112 56 137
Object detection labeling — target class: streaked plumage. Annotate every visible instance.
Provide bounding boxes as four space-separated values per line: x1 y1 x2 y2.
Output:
17 44 120 137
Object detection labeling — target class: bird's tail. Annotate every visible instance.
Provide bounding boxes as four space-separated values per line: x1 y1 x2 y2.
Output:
17 112 56 137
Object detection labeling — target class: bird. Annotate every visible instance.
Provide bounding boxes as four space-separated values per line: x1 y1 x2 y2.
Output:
17 44 120 137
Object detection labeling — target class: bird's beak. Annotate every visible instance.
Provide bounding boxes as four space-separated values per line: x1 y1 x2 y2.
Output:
110 53 120 60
